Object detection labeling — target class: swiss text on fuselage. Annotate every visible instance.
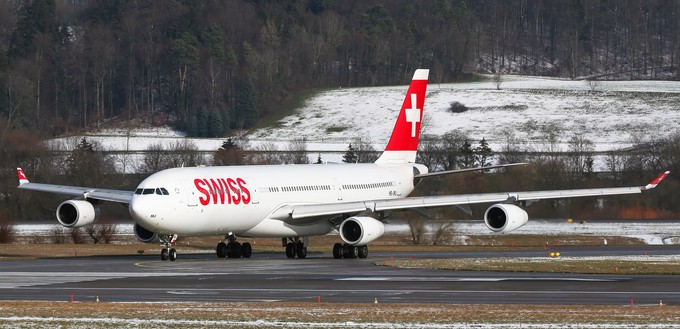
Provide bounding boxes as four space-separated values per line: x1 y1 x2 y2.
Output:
194 178 251 206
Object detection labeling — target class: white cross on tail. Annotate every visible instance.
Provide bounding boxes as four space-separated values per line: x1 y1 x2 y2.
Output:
404 93 421 137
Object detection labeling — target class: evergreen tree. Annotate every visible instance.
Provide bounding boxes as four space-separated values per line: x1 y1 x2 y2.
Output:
195 107 208 137
208 109 224 137
315 153 323 164
459 139 475 168
475 137 493 167
8 0 58 57
213 137 244 166
235 77 258 129
342 143 357 163
65 138 115 187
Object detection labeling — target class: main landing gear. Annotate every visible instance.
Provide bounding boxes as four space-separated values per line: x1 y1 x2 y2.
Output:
283 237 308 259
332 243 369 259
160 234 178 261
216 233 252 259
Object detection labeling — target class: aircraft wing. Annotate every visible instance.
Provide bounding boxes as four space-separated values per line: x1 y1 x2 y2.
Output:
276 171 670 223
16 168 133 204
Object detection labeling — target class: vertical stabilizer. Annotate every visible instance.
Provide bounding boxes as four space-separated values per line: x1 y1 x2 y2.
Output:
375 69 429 165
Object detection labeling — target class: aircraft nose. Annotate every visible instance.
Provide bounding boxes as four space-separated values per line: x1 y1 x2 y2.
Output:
129 197 151 222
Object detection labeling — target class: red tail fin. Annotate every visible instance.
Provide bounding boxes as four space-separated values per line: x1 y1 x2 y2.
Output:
376 69 429 164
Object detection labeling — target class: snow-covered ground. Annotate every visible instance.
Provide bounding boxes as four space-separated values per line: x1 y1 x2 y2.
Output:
48 75 680 171
15 219 680 245
251 76 680 150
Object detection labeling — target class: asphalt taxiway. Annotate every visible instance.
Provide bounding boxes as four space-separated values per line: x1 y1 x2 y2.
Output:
1 246 680 305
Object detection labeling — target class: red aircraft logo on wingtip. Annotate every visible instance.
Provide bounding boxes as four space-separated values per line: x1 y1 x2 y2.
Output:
17 168 29 183
644 171 670 190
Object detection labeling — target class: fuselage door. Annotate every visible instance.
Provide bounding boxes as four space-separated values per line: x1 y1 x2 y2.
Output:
334 178 343 201
181 180 198 207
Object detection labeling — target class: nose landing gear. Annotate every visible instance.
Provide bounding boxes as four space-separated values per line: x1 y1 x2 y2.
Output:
160 234 178 261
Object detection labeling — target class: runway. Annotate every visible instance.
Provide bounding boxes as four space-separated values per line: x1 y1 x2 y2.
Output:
1 246 680 305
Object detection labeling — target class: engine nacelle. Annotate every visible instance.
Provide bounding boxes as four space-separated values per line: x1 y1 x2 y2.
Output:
339 216 385 246
484 204 529 233
134 224 159 244
56 200 101 228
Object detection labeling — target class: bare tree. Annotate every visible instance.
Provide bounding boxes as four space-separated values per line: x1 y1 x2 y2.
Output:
586 78 601 92
86 222 118 244
281 138 308 164
167 140 205 168
137 142 170 174
352 138 379 163
492 72 503 90
408 217 426 245
245 141 282 165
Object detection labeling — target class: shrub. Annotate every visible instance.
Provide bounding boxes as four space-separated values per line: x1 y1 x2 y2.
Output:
0 213 15 244
50 227 69 244
448 101 468 113
69 227 86 244
86 223 118 244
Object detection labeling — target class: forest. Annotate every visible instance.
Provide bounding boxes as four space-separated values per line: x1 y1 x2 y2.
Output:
1 0 679 137
1 0 680 221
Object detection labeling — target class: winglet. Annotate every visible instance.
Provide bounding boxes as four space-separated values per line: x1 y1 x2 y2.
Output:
643 171 670 190
17 167 30 186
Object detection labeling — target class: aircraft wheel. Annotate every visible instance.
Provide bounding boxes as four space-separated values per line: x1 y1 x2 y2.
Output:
242 242 252 258
343 243 358 259
216 242 228 258
169 248 177 262
358 245 368 258
296 241 307 259
285 242 296 258
332 243 343 259
227 242 242 258
160 248 169 261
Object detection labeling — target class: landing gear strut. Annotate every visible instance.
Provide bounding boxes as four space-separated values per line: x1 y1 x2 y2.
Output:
333 243 368 259
216 233 252 259
160 234 178 261
283 237 307 259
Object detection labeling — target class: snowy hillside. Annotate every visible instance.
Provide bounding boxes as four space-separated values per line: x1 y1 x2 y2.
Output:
250 75 680 151
50 75 680 169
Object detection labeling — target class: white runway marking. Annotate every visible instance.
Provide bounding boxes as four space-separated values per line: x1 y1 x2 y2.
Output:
0 272 222 289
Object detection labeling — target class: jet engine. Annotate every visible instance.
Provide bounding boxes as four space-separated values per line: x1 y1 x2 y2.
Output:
134 223 159 243
339 216 385 246
484 204 529 233
56 200 100 228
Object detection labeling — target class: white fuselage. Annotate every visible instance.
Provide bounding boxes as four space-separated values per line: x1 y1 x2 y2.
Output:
128 163 415 237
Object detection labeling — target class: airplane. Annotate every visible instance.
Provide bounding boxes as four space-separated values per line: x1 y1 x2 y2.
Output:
16 69 670 261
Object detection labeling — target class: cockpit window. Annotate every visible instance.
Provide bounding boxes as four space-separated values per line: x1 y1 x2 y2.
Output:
137 187 170 196
155 188 170 195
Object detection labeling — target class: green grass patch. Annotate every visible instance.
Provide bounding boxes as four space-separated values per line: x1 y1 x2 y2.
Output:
251 89 328 131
